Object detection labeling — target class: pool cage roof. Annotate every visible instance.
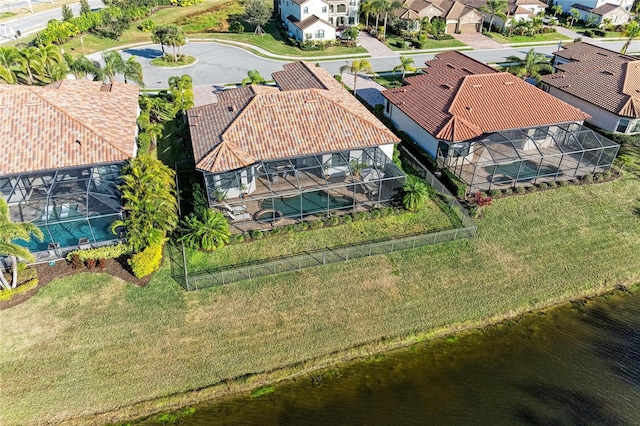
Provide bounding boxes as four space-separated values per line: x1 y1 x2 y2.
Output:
441 123 620 194
204 147 406 232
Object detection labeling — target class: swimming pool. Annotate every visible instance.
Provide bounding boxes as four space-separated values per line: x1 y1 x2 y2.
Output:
485 160 559 182
261 190 354 217
16 215 120 252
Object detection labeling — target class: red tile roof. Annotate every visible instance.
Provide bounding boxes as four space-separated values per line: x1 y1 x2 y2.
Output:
543 43 640 118
383 53 589 142
188 62 399 174
0 81 139 176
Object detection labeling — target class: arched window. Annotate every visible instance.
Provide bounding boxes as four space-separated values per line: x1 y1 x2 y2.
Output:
337 4 347 13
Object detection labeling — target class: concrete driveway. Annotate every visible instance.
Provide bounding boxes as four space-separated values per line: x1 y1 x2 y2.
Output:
451 32 504 50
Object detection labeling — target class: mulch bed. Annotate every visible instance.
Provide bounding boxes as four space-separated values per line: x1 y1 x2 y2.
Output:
0 257 151 310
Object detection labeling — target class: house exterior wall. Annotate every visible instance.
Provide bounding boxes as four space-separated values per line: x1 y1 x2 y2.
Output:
546 87 624 132
279 0 353 39
601 9 631 25
302 21 336 39
556 0 632 12
327 0 359 26
385 102 441 158
491 12 531 29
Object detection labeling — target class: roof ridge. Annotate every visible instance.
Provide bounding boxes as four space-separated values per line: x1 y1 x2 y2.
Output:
312 88 391 132
196 139 256 171
31 88 132 158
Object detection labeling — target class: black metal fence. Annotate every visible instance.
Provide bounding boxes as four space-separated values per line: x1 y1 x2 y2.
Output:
168 145 478 291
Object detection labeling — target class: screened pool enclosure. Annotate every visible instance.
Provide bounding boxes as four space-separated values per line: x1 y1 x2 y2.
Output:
203 147 406 232
1 164 124 260
438 123 619 195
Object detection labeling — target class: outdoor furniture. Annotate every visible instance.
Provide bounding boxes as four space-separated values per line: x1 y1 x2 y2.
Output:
223 203 247 213
226 211 252 222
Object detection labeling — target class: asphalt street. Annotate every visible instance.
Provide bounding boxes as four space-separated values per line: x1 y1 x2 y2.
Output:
119 39 640 89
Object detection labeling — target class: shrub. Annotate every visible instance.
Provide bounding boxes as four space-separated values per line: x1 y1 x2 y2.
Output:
229 21 244 33
526 186 537 193
138 19 155 32
547 181 558 188
353 211 367 221
370 209 382 219
171 0 203 6
307 220 323 230
86 258 96 269
270 227 282 236
295 222 309 231
594 173 604 181
472 191 492 207
502 188 512 195
0 278 39 302
467 205 479 218
558 180 569 187
342 214 353 224
402 176 429 212
326 216 340 226
489 189 501 198
250 230 264 240
66 244 130 262
381 207 395 217
603 170 612 179
230 233 245 244
98 258 107 270
128 243 164 278
70 254 83 270
582 174 593 183
583 29 594 37
537 182 548 189
282 225 295 234
515 186 526 194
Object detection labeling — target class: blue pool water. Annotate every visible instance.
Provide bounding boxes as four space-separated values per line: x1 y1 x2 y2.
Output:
261 190 354 217
485 160 559 181
16 215 120 252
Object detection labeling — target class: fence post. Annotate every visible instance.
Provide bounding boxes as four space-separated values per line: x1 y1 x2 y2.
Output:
454 228 459 240
181 243 190 292
345 248 349 261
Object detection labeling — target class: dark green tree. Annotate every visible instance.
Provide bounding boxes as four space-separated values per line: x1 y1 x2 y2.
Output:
244 0 272 35
62 4 74 21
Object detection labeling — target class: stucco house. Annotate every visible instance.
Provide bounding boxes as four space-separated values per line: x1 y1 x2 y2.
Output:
382 51 619 194
572 3 631 26
394 0 484 33
541 42 640 135
456 0 547 30
277 0 359 41
555 0 633 13
187 62 405 232
0 81 140 261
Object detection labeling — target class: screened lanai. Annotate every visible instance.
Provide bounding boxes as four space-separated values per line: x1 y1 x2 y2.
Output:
439 123 620 195
1 164 124 259
203 147 406 233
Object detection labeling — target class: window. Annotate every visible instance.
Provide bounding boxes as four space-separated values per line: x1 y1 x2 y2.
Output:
629 119 640 134
322 6 327 12
303 6 308 13
329 17 333 24
385 100 390 114
348 16 355 24
331 152 349 167
315 29 325 38
337 4 346 13
437 141 469 158
616 118 630 133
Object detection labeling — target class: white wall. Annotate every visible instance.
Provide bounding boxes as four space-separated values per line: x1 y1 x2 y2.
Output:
385 103 440 158
547 87 621 132
302 21 336 39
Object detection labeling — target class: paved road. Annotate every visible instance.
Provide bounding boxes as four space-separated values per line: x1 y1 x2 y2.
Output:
123 39 640 89
0 0 102 43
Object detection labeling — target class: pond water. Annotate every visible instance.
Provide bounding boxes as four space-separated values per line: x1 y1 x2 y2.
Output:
142 289 640 425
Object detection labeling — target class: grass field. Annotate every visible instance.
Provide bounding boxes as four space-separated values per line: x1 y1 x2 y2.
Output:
2 160 640 424
383 34 466 51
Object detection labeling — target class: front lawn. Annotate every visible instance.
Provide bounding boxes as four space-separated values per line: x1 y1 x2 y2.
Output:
486 31 571 44
3 154 640 424
383 33 466 51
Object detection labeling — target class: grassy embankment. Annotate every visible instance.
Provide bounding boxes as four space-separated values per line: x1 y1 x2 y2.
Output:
486 31 571 44
9 0 366 58
2 152 640 424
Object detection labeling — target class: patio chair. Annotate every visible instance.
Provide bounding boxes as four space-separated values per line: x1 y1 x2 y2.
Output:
223 203 247 213
226 211 252 222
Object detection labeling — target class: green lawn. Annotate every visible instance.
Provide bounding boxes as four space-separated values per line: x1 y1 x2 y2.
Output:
383 34 466 51
185 203 457 272
2 159 640 424
486 31 571 44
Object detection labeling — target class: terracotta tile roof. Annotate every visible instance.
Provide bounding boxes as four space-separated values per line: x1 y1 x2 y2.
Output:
384 66 589 142
272 61 328 90
188 63 399 174
0 81 139 176
420 50 498 74
590 3 626 14
553 41 635 63
542 60 640 118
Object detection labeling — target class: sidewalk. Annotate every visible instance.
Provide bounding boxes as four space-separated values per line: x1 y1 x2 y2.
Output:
357 31 398 58
553 25 593 42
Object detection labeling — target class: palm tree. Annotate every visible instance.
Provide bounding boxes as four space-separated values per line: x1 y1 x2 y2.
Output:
101 51 145 87
0 47 19 84
179 209 231 251
122 56 145 87
16 47 45 85
241 69 266 86
568 8 580 28
151 25 171 59
503 48 553 82
339 59 374 96
361 0 374 28
169 75 194 114
393 56 416 81
0 198 43 290
621 20 640 54
480 0 508 32
401 177 429 212
551 4 562 17
37 44 64 81
381 0 403 40
64 53 101 80
110 155 178 253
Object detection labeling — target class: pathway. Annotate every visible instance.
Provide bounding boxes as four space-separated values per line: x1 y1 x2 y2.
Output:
357 30 398 58
451 32 505 50
553 25 593 42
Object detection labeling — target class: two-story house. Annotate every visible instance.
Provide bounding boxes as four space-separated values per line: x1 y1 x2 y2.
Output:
277 0 359 41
